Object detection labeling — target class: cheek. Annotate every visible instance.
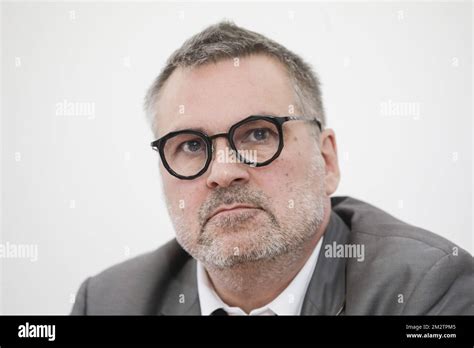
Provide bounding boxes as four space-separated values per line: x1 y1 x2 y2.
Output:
163 177 205 220
250 149 311 205
261 146 309 181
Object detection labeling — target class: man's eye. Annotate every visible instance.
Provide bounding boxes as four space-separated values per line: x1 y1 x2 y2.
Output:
180 139 204 153
245 128 271 142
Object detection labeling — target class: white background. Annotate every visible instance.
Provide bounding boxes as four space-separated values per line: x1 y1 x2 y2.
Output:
1 1 472 314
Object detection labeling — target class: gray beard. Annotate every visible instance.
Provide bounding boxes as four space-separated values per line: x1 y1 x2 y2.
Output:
170 151 326 271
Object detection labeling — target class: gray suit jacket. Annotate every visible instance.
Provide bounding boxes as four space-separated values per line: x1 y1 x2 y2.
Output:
71 196 474 315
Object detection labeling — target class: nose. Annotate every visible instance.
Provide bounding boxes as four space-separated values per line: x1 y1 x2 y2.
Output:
206 137 250 189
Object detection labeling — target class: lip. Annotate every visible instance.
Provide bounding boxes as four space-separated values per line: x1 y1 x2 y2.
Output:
208 204 262 221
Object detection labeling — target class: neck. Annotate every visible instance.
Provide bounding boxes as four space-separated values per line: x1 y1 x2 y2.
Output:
204 206 331 314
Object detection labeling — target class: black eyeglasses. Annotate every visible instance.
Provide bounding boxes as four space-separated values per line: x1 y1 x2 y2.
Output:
151 115 322 180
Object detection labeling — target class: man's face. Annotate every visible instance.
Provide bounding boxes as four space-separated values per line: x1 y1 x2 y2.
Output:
155 54 336 268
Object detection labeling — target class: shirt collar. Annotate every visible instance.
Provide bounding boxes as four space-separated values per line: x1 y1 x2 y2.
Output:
197 236 324 315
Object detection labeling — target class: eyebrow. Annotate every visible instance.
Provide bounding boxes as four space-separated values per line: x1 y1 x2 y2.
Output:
173 125 207 133
169 111 280 134
254 111 278 117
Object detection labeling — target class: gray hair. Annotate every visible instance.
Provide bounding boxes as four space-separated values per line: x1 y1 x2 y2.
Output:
144 21 325 136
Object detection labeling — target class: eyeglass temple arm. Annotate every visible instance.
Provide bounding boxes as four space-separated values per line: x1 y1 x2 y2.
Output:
284 116 323 131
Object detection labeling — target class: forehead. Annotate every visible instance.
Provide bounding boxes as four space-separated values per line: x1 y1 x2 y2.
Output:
154 54 296 136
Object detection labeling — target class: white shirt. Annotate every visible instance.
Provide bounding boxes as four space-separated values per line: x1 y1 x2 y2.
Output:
197 236 323 315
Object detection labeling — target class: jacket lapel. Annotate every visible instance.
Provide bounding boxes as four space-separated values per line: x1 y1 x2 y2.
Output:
300 210 351 315
158 256 201 315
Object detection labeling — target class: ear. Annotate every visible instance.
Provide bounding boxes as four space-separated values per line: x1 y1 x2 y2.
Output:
319 129 340 196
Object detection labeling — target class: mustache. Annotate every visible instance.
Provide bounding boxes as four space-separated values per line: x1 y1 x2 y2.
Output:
198 185 274 227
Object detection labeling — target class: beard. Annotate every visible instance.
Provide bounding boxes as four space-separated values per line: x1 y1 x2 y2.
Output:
169 154 327 269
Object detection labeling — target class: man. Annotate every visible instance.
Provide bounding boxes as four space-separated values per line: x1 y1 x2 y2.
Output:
71 21 473 315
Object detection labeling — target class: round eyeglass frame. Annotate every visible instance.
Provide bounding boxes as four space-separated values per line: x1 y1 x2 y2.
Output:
150 115 322 180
